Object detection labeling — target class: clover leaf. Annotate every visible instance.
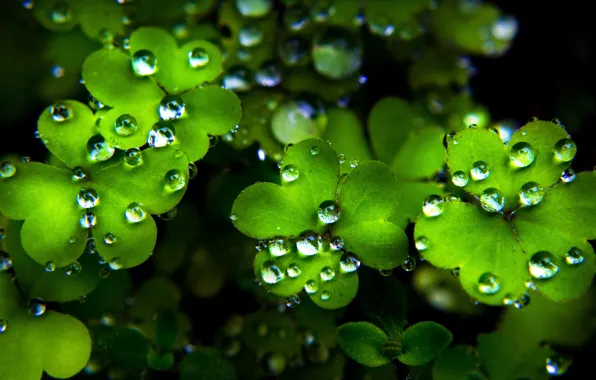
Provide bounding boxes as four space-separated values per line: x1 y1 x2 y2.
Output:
337 322 390 367
0 146 189 269
231 138 408 309
415 122 596 305
0 272 92 380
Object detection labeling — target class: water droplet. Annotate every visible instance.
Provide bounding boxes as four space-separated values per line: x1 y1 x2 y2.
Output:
238 24 263 47
131 49 157 76
304 280 319 294
68 236 76 244
330 236 344 251
554 138 577 162
287 263 301 278
317 200 340 224
50 2 71 24
513 293 531 309
50 102 72 122
164 169 186 191
477 272 500 294
284 6 310 31
0 319 6 333
340 253 360 272
529 251 559 279
368 19 395 37
312 26 362 80
114 114 138 136
519 181 545 206
268 237 292 257
546 354 571 376
235 0 272 17
560 168 576 183
380 269 393 276
257 148 266 161
87 135 115 162
480 188 505 213
125 202 146 223
401 256 416 272
286 294 300 308
158 207 177 221
159 95 185 120
311 146 321 155
349 158 360 168
125 148 143 166
509 142 536 168
222 65 252 92
77 188 99 208
422 195 444 217
338 154 346 164
71 166 87 181
188 163 198 179
415 236 429 251
108 257 123 270
44 261 56 272
261 260 284 284
148 121 176 148
255 60 282 87
471 161 490 181
188 47 209 68
281 164 299 182
80 211 97 228
565 247 584 265
296 231 322 256
0 252 13 271
229 213 238 222
492 16 518 40
279 36 310 66
65 261 82 276
320 266 335 281
104 232 116 245
320 291 330 301
444 193 460 202
0 162 16 179
29 298 46 316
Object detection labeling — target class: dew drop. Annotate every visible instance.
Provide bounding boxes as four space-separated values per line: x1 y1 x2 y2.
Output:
50 102 72 122
0 252 13 271
222 65 252 92
238 24 263 47
546 354 571 376
338 154 346 164
310 146 321 156
71 166 87 181
131 49 157 76
565 247 584 265
80 211 97 229
68 237 76 244
148 121 176 148
286 294 301 308
449 171 468 188
50 2 71 24
125 148 143 166
312 26 362 80
0 319 6 333
330 236 344 251
159 95 185 120
415 236 429 251
0 162 16 179
261 260 284 284
281 164 299 182
287 263 301 278
296 231 322 256
320 291 331 301
65 261 82 276
125 202 146 223
76 188 99 208
477 272 500 294
164 169 186 191
104 232 116 245
444 193 460 202
108 258 123 270
87 135 115 162
268 237 292 257
188 163 198 179
188 47 210 68
320 266 335 281
380 269 393 277
519 182 545 206
158 207 177 221
514 293 531 309
304 280 319 294
255 60 282 87
340 253 360 273
560 168 576 183
480 188 505 213
509 142 536 168
554 139 577 162
29 298 46 316
401 256 416 272
502 293 515 306
422 194 444 217
44 261 56 272
114 114 138 137
529 251 559 279
470 161 490 181
317 200 340 224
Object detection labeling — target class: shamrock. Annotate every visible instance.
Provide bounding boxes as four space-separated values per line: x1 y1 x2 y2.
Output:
415 120 596 305
230 138 409 309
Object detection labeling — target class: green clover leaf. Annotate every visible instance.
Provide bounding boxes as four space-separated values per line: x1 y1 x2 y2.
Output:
231 138 408 309
337 322 391 367
396 321 453 366
0 146 188 269
0 272 92 380
415 122 596 305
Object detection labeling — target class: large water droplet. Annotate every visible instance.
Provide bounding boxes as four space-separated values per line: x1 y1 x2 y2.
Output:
317 200 340 224
188 47 209 68
255 60 282 87
296 231 322 256
268 237 291 257
509 142 536 168
30 298 46 316
340 253 360 273
480 188 505 213
0 252 13 271
471 161 490 181
77 188 99 208
131 49 157 76
477 272 500 294
125 148 143 166
80 211 97 228
50 102 72 122
261 260 284 284
560 168 576 183
546 354 571 376
87 135 115 162
565 247 584 265
65 261 82 276
235 0 271 17
238 24 263 47
320 266 335 281
519 182 545 206
422 195 444 217
125 202 146 223
553 138 577 162
281 164 299 182
529 251 559 279
304 280 319 294
312 26 362 80
159 95 185 120
148 121 176 148
114 114 138 136
287 263 301 278
0 162 16 179
451 170 469 187
164 169 186 191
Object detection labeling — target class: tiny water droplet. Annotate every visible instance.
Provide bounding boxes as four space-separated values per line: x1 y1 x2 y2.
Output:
422 195 444 217
330 236 344 251
0 162 16 179
286 294 301 308
87 135 115 162
159 95 185 120
480 188 505 213
304 280 319 294
80 211 97 228
477 272 500 294
0 252 13 271
320 291 330 301
148 121 176 147
104 232 116 245
415 236 429 251
444 193 460 202
71 166 87 181
65 261 82 276
519 182 545 206
514 293 531 309
471 161 490 181
287 263 301 278
340 253 360 273
188 163 198 179
310 146 320 156
509 142 536 168
560 168 576 183
99 267 111 278
338 154 346 164
546 354 571 376
281 164 299 182
401 256 416 272
296 231 322 256
29 298 46 316
229 213 238 222
0 319 6 333
261 260 284 284
114 114 138 137
269 237 292 257
125 202 146 223
320 266 335 281
50 2 71 24
565 247 584 265
188 47 210 68
68 237 76 244
238 24 263 47
77 188 99 208
554 138 577 162
317 200 340 224
380 269 393 277
108 257 123 270
255 60 282 87
349 159 359 168
164 169 186 191
131 49 157 76
125 148 143 166
312 26 362 80
529 251 559 279
158 207 177 221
